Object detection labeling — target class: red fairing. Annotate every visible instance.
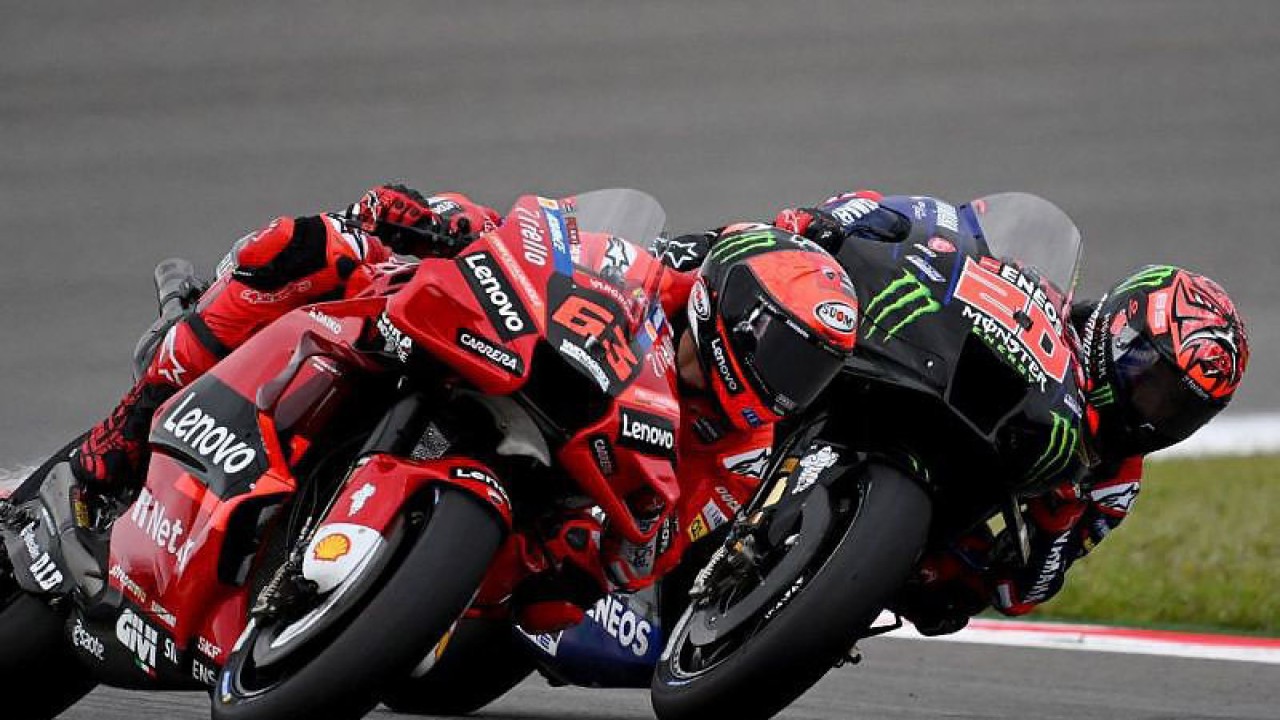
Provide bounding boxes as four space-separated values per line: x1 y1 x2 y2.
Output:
105 296 386 676
387 194 681 544
329 454 513 532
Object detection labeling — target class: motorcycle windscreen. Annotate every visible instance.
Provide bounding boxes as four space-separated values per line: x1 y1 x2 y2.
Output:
963 192 1083 309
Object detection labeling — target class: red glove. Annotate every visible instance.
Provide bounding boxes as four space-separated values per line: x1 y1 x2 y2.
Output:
426 192 501 241
353 183 435 233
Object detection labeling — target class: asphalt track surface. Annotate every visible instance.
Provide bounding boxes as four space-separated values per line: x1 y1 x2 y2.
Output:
63 638 1280 720
3 2 1279 719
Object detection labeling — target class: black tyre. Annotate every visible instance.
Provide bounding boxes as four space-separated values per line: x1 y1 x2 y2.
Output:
379 617 534 715
213 488 503 720
0 591 96 719
652 463 931 720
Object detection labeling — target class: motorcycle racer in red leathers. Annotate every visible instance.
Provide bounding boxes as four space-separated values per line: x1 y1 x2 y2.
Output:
69 186 860 634
775 190 1250 634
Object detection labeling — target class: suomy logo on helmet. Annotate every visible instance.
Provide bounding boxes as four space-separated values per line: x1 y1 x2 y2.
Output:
814 301 858 334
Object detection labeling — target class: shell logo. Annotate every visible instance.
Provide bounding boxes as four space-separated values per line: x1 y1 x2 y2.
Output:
313 533 352 562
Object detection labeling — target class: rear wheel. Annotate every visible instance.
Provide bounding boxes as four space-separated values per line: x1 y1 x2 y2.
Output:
652 462 931 720
379 617 534 715
213 488 503 720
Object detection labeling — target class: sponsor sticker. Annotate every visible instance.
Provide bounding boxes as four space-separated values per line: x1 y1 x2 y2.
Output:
688 515 709 541
159 392 260 477
586 595 654 658
617 407 677 460
590 434 617 476
814 300 858 334
128 487 196 571
72 618 105 660
927 236 956 254
456 330 525 375
312 532 352 562
690 277 711 321
348 483 376 516
702 499 729 530
377 311 414 363
116 609 159 674
791 445 839 494
460 252 535 341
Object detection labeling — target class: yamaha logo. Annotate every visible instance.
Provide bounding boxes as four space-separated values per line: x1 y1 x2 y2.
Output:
814 300 858 334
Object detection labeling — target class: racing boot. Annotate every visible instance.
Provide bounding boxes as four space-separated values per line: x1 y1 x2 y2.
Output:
69 378 175 530
512 513 611 635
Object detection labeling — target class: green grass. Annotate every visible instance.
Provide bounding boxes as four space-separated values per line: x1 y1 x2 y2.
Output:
1027 454 1280 635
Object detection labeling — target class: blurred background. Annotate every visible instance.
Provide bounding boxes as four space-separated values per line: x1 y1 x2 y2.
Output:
2 0 1277 463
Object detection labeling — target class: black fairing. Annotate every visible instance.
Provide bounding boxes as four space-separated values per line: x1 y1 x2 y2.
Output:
816 195 1086 536
149 377 269 499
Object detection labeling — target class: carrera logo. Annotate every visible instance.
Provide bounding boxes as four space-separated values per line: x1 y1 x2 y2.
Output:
160 393 259 475
457 330 525 375
814 300 858 334
618 407 676 460
709 337 743 394
460 252 535 341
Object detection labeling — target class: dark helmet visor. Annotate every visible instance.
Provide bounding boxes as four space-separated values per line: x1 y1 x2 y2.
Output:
1110 326 1226 452
720 265 847 415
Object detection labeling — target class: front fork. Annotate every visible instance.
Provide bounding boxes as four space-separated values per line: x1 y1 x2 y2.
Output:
256 392 514 619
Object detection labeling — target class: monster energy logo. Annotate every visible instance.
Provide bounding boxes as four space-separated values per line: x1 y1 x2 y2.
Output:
1088 384 1116 407
864 270 941 340
1029 412 1079 482
710 230 777 263
1113 265 1178 294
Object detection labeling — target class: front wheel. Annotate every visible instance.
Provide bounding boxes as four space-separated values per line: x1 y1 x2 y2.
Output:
378 617 534 716
213 488 503 720
652 462 931 720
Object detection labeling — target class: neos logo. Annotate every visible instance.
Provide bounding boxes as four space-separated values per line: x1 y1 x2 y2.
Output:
586 594 653 657
161 393 258 475
814 300 858 334
461 253 535 341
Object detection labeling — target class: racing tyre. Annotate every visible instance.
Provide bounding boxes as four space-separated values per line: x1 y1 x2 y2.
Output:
0 589 97 719
652 462 930 720
213 488 503 720
379 617 534 715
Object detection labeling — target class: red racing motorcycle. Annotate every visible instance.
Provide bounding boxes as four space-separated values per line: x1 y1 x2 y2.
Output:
0 189 679 720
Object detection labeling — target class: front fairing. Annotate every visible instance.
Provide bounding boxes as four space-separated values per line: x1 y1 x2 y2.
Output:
833 194 1087 492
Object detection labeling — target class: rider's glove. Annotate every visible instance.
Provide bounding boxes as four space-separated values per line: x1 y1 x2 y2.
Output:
425 192 501 244
352 183 436 234
774 207 844 252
